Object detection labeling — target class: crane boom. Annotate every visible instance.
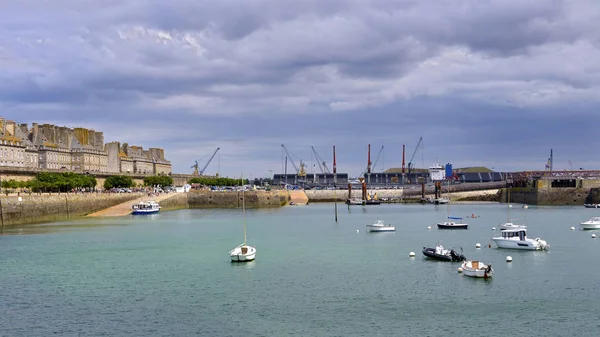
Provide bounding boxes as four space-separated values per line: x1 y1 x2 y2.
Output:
371 146 384 172
200 147 220 175
281 144 300 173
311 146 331 174
407 137 423 174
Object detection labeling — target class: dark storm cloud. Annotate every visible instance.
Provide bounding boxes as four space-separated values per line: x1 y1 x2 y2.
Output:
1 0 600 176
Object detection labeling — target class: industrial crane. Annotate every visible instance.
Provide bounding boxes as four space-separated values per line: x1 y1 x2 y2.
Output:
281 144 307 177
407 137 423 174
360 145 384 176
191 147 220 176
311 146 331 174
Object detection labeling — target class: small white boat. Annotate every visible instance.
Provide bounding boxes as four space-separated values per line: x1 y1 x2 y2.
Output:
580 216 600 230
229 244 256 262
230 176 256 262
461 260 493 279
492 228 549 250
498 222 527 230
584 203 600 208
131 200 161 214
366 220 396 232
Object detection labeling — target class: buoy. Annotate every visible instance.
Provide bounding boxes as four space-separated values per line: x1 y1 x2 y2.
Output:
356 229 359 233
427 226 431 230
492 227 496 230
523 205 528 209
475 243 481 248
506 256 513 262
570 227 575 231
409 252 415 257
509 204 513 208
457 267 463 273
592 234 597 239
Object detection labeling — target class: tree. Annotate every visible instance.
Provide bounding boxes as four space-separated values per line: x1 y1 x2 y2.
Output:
104 175 135 189
188 177 247 186
143 175 173 188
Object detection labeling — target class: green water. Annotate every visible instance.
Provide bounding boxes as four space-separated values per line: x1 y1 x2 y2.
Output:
1 203 599 336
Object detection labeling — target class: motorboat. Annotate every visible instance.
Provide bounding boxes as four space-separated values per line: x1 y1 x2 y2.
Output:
422 243 466 262
491 228 549 250
498 222 527 230
584 203 600 208
437 217 468 230
580 216 600 230
461 260 493 279
131 200 161 215
366 220 395 233
434 197 450 205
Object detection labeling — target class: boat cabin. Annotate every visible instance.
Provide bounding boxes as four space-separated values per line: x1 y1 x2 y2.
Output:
500 228 527 241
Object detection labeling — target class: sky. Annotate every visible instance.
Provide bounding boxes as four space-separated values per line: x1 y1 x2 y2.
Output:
2 0 600 179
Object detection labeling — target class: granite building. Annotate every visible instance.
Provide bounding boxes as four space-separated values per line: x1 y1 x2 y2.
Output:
0 117 171 175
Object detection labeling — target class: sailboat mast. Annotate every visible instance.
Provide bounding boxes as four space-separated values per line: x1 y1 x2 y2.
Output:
242 176 247 245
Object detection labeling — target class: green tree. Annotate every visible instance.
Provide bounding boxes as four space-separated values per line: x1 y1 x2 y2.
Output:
143 175 174 188
104 175 135 189
188 177 247 186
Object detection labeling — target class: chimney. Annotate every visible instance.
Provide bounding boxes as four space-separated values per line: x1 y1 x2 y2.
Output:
20 123 29 134
32 123 39 142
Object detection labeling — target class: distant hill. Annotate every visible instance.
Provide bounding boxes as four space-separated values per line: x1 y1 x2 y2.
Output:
384 166 493 174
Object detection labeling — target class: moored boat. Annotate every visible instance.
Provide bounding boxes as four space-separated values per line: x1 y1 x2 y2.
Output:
366 220 395 232
461 260 493 278
131 200 161 215
584 203 600 208
580 216 600 230
498 222 527 230
492 228 549 250
437 217 468 230
346 198 365 205
422 243 466 262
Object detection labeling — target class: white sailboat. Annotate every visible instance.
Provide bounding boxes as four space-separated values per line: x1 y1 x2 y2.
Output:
498 189 527 230
229 178 256 262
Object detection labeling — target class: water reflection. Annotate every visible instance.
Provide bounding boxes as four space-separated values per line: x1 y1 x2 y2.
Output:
230 260 256 269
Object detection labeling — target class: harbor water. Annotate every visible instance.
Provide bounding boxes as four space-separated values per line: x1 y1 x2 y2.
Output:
1 203 599 336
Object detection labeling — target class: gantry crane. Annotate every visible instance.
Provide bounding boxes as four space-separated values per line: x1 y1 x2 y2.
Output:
281 144 307 177
192 147 220 176
360 145 384 176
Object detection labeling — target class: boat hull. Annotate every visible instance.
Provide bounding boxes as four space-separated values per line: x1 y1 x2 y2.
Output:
584 204 600 208
131 209 160 215
366 225 396 232
437 223 468 230
580 223 600 230
461 261 493 278
422 247 465 261
492 238 548 250
230 245 256 262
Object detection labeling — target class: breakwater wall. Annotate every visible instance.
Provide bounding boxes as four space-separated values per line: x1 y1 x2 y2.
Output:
0 193 142 227
304 189 500 202
151 190 289 211
502 187 591 205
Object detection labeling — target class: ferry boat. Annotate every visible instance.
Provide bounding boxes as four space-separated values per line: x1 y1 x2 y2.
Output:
131 201 161 215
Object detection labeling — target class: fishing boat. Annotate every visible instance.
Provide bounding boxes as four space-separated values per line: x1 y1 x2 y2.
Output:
461 260 493 279
229 177 256 262
491 228 549 250
422 243 466 262
131 200 161 215
580 216 600 230
366 220 395 233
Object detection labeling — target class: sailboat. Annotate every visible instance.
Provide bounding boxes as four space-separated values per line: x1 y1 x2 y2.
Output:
229 179 257 262
436 180 468 229
498 189 527 230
